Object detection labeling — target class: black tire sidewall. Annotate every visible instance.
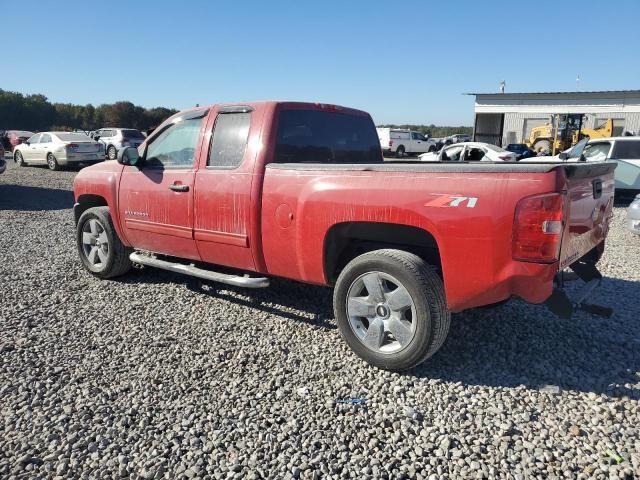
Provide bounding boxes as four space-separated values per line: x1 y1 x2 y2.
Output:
396 147 405 157
334 253 435 370
47 154 58 170
15 151 24 165
108 146 116 160
76 208 118 277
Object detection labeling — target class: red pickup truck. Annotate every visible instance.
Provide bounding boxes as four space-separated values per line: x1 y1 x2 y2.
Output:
73 101 615 370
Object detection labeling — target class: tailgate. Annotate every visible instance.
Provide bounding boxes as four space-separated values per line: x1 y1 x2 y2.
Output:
558 162 616 269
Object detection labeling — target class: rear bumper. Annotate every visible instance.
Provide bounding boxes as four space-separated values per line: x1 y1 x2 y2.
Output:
59 153 105 165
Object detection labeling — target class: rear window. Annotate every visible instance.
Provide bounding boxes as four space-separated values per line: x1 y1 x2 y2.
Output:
274 109 382 164
56 133 92 141
611 140 640 159
12 130 34 137
120 129 144 138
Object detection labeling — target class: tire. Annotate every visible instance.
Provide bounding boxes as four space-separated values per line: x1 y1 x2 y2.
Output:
428 145 436 152
47 153 60 171
396 146 405 158
533 139 551 153
107 145 117 160
333 249 450 371
14 151 26 166
76 206 132 279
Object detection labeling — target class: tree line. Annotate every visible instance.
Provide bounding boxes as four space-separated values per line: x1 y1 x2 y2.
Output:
0 88 178 133
377 124 473 139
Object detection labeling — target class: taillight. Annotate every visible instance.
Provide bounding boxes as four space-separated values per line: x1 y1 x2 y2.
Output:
389 140 394 146
513 192 565 263
499 154 512 160
66 143 79 150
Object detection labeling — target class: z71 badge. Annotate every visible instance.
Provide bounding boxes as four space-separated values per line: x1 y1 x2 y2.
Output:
425 195 478 208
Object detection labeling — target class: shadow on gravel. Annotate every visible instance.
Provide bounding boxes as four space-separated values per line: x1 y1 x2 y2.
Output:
122 269 337 330
413 276 640 400
0 184 74 211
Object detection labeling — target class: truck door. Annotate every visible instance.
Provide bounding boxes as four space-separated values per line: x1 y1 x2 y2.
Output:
118 111 207 261
193 105 259 271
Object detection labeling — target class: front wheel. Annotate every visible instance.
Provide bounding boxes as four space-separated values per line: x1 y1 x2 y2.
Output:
14 151 26 166
107 146 117 160
77 207 132 279
333 249 450 371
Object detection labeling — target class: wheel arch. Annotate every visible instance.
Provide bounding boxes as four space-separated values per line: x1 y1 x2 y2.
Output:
74 194 109 225
323 222 442 284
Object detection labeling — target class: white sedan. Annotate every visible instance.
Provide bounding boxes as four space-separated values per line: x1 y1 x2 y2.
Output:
418 142 517 162
13 132 105 170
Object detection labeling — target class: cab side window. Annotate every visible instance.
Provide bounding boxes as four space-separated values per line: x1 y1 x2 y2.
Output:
207 112 251 168
144 118 203 169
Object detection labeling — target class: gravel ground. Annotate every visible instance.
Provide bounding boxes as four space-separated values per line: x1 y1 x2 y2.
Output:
1 158 638 480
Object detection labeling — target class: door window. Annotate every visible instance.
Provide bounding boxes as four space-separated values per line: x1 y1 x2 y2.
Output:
207 112 251 168
582 142 611 161
40 134 52 143
611 140 640 160
144 117 203 168
28 134 41 144
411 132 422 140
440 145 464 161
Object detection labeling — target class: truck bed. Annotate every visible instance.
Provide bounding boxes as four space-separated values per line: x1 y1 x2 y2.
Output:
261 161 616 312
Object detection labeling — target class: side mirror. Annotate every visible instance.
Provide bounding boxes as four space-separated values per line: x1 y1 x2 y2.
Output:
558 152 569 160
93 135 100 141
118 146 140 166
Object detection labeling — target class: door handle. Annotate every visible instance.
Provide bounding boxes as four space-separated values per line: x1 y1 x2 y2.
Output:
169 184 189 192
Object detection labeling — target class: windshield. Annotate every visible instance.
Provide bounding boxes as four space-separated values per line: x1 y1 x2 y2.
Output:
274 109 382 164
56 133 94 141
121 129 144 138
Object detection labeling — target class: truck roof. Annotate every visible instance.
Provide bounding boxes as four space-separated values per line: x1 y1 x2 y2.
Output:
175 101 371 119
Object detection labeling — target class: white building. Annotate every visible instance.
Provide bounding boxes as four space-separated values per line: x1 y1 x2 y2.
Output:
469 90 640 146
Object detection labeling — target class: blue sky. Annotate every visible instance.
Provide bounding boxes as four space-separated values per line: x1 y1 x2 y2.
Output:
3 0 639 125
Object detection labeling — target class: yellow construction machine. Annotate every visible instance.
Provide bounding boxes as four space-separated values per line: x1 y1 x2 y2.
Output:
526 114 613 155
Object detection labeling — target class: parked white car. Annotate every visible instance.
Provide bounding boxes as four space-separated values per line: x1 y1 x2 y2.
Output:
527 137 640 197
13 132 104 170
93 128 146 160
377 128 437 157
418 142 517 162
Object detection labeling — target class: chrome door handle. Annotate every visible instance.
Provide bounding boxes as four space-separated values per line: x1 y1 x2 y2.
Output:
169 184 189 192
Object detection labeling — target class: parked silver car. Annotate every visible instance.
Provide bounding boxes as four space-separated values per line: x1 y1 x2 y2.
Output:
627 194 640 234
93 128 145 160
13 132 104 170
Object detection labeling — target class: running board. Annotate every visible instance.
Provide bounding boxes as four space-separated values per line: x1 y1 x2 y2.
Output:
129 252 270 288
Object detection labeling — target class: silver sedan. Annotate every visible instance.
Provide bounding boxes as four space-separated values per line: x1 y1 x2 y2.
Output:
13 132 105 170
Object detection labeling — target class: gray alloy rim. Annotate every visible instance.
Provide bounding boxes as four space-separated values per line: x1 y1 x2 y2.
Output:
81 218 109 269
15 152 23 164
108 146 116 160
47 154 56 169
346 271 417 355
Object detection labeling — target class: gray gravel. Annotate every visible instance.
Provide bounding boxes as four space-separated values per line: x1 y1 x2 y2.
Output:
1 158 639 479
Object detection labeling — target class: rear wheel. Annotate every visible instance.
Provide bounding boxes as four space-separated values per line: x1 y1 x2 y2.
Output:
15 151 26 166
428 145 436 152
77 207 132 279
333 249 450 371
47 153 60 171
107 145 117 160
396 146 405 158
